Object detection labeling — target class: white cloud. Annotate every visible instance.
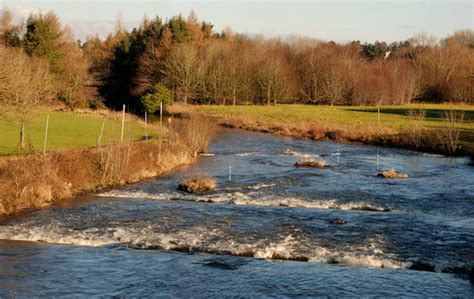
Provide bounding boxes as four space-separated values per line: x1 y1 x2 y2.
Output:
8 5 137 40
66 20 138 40
12 5 40 22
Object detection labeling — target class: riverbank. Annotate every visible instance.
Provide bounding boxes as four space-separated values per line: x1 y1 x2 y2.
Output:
0 116 216 216
187 104 474 159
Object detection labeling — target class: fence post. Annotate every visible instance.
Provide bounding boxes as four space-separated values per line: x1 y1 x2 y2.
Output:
121 104 125 143
160 101 163 130
43 114 49 154
145 111 148 141
97 120 105 147
377 106 380 128
158 101 163 161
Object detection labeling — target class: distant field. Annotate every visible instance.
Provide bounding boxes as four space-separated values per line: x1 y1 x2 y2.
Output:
193 103 474 152
0 109 156 155
195 104 473 130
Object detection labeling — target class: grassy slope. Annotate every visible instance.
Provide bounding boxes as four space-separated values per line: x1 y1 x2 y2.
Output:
194 103 474 153
0 109 156 155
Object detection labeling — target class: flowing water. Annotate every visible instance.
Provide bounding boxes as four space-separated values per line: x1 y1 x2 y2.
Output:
1 129 473 297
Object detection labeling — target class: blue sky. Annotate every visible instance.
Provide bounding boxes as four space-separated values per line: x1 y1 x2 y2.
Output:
2 0 473 42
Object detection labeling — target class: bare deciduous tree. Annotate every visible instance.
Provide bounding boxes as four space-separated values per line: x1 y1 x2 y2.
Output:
0 46 56 149
162 43 203 104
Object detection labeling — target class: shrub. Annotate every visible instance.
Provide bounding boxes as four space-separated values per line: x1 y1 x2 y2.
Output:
89 98 107 110
407 109 426 149
439 110 465 154
140 84 174 114
171 115 217 156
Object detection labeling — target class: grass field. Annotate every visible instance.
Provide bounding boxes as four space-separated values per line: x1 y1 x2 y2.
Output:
0 109 157 155
193 103 474 154
194 104 474 131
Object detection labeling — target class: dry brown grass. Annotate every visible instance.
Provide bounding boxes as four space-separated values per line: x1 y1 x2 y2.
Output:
439 110 465 154
377 169 409 179
178 174 217 193
0 117 216 216
170 115 217 157
295 159 327 168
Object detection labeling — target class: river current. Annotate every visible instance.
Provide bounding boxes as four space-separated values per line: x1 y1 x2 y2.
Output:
1 129 473 297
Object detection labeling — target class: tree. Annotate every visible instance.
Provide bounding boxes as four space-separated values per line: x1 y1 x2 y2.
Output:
0 46 56 149
202 40 228 104
60 39 95 107
23 12 65 72
444 30 474 48
294 46 324 103
0 8 22 47
101 17 164 109
361 41 387 60
167 15 189 43
416 41 472 102
256 42 294 105
162 43 203 104
140 84 173 113
186 11 204 45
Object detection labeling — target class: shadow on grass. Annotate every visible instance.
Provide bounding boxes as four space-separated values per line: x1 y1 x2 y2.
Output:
346 107 474 122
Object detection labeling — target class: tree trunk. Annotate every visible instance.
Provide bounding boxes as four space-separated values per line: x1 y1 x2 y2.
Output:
267 88 271 106
184 94 188 105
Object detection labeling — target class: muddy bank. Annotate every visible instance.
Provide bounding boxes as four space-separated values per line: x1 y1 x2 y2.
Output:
0 117 216 216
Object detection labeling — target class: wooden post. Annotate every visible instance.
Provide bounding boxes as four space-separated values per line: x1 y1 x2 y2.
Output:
145 112 148 141
43 115 49 154
377 106 380 128
229 165 232 181
158 101 163 161
20 123 25 149
160 101 163 130
121 104 125 143
97 120 105 147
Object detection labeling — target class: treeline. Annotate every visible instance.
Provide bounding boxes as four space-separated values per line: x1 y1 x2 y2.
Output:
1 9 473 114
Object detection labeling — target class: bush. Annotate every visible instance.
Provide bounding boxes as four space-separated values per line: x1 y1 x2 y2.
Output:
140 84 174 114
89 98 107 110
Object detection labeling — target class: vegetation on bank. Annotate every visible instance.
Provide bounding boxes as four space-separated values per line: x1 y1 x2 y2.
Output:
0 116 216 216
190 104 474 157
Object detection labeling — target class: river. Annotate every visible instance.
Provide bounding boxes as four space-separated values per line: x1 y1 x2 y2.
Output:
1 129 473 297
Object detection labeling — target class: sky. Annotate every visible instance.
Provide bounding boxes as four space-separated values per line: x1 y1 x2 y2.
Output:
1 0 473 43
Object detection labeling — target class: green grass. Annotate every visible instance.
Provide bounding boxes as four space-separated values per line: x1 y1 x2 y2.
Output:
194 103 474 150
0 109 157 155
195 103 473 130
